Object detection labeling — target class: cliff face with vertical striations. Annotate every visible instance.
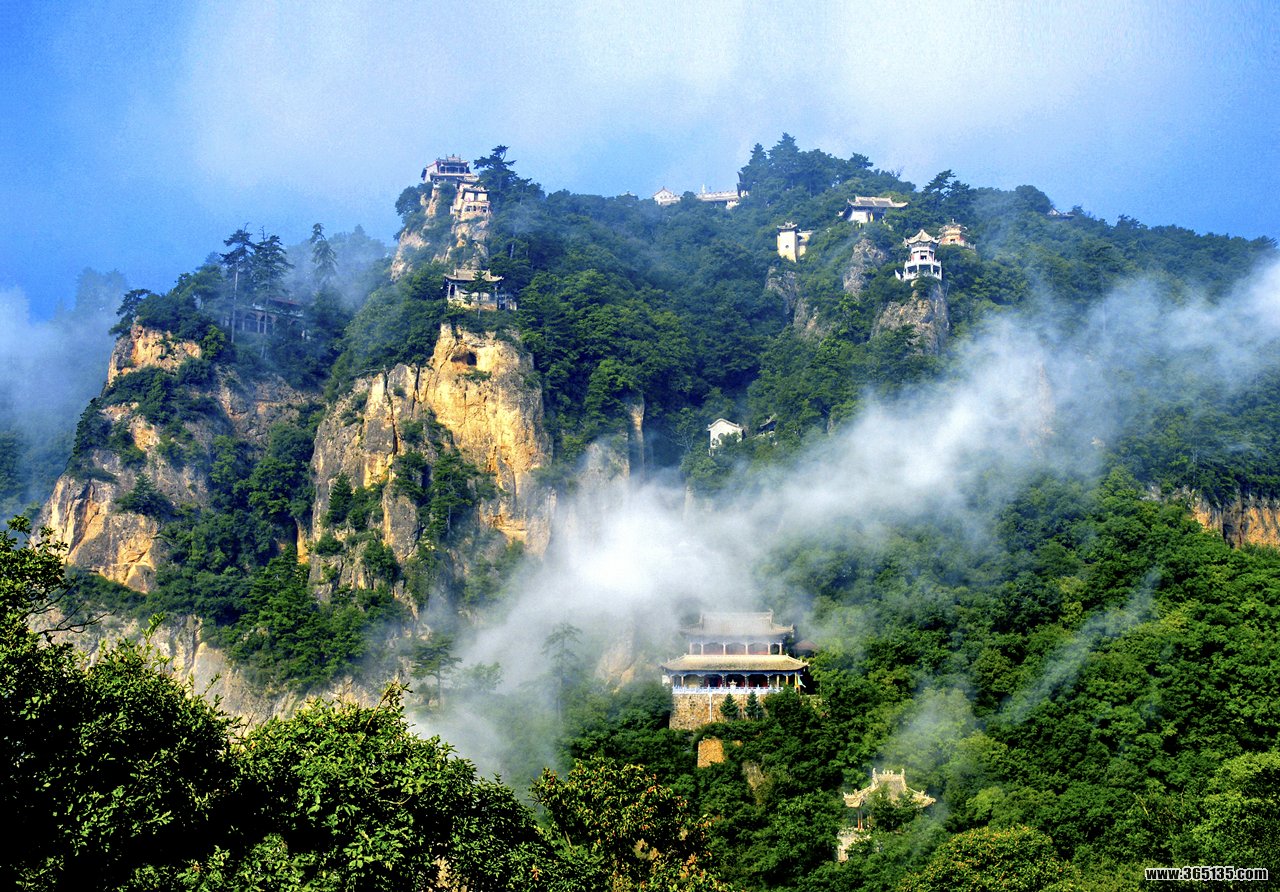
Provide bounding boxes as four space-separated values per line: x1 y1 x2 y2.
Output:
42 325 310 592
391 181 490 279
307 324 555 595
1189 491 1280 548
40 320 558 718
873 280 950 356
106 323 204 386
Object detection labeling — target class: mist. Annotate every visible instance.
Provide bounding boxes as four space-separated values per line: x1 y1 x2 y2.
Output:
415 258 1280 784
0 271 123 515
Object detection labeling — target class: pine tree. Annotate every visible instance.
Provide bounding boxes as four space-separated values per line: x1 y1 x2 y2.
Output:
719 694 741 722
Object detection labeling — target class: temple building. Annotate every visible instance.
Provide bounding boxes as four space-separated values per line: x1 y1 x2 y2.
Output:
652 186 748 209
842 195 908 224
777 222 813 262
423 155 479 186
450 183 492 220
707 418 744 452
663 611 809 730
937 221 973 248
229 296 304 338
896 229 943 282
695 186 746 209
652 187 680 206
444 269 516 311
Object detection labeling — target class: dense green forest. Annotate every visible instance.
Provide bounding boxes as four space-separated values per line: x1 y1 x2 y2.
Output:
5 137 1280 889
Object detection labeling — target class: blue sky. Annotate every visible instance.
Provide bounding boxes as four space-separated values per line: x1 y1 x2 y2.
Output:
2 0 1277 319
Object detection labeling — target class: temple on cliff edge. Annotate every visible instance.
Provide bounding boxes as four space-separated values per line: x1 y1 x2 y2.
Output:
662 611 809 729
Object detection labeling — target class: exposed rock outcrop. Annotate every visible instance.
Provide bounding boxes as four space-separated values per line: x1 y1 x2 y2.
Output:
107 323 203 385
767 269 831 340
308 324 554 593
873 281 949 356
43 611 391 723
1189 491 1280 548
842 237 887 297
42 326 311 592
767 237 891 342
390 228 429 280
391 185 490 279
45 469 164 591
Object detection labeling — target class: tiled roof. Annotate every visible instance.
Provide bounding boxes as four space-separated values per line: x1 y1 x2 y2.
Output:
662 654 808 672
682 611 793 637
848 195 908 209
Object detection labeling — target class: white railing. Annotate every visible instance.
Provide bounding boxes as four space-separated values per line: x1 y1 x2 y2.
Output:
670 686 785 696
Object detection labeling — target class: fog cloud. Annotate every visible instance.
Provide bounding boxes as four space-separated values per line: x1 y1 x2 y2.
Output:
418 259 1280 780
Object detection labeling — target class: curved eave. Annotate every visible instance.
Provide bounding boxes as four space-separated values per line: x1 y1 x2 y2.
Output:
661 655 808 673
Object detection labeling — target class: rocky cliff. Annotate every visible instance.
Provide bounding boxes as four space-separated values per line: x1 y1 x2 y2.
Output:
872 280 950 356
843 237 888 298
391 184 490 279
42 325 310 591
767 236 893 342
40 319 559 718
308 324 554 594
42 611 392 724
106 324 203 386
1189 491 1280 548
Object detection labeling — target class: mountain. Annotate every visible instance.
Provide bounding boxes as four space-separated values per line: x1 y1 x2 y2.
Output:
11 137 1280 889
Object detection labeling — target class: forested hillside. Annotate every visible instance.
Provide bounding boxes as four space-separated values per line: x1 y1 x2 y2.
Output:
5 137 1280 889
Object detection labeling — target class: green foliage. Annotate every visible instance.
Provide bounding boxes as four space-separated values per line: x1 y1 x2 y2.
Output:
114 473 172 517
308 222 338 286
198 692 563 892
0 520 238 890
245 413 321 525
532 756 734 891
411 633 460 705
345 481 384 532
68 399 113 476
312 531 343 556
473 145 543 205
362 536 399 582
0 534 569 892
1185 751 1280 867
225 553 374 690
329 262 447 389
899 825 1075 892
323 471 354 526
100 364 215 431
720 693 742 721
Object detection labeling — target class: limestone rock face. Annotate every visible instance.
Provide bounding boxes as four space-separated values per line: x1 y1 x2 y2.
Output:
42 326 310 592
842 237 887 297
421 326 551 542
107 323 203 385
873 281 950 355
45 469 164 591
1190 492 1280 548
766 268 831 341
308 324 555 591
45 612 389 724
391 187 490 279
390 228 429 280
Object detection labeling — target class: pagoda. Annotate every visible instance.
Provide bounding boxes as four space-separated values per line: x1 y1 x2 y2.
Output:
937 220 973 248
896 229 943 282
